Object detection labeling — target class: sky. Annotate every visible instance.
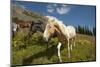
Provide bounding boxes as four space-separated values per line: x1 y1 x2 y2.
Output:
12 1 96 30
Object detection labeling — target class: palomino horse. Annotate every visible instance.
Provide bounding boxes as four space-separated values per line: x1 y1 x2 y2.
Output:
43 16 76 62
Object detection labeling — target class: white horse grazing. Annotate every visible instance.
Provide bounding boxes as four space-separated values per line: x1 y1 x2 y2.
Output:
12 22 19 37
43 16 76 62
12 23 18 32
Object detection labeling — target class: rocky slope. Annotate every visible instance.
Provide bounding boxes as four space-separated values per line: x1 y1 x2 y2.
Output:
11 4 47 33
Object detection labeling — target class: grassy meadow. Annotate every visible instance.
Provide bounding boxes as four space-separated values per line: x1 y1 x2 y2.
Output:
12 29 96 66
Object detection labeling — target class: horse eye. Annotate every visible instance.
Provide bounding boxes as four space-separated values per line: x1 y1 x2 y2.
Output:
49 26 51 28
48 25 51 28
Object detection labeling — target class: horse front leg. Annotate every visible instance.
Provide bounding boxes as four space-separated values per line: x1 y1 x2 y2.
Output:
67 38 70 59
57 42 62 62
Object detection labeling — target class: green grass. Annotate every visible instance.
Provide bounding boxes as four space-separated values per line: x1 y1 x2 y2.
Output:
11 31 96 66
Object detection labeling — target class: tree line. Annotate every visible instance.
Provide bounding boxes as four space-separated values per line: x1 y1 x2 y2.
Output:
75 25 96 36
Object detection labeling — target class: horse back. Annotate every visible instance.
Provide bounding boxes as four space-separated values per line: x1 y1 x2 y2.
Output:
65 26 76 38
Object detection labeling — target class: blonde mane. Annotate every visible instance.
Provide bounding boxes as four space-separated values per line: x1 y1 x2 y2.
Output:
46 16 67 37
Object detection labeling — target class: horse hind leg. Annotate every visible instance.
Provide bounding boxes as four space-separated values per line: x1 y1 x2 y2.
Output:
73 37 76 47
70 44 73 51
57 42 62 62
70 39 73 51
70 37 75 51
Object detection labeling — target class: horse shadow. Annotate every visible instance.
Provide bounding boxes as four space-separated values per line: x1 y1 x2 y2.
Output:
22 44 64 65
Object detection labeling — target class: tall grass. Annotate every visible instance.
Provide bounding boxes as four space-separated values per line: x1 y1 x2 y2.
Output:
12 31 96 65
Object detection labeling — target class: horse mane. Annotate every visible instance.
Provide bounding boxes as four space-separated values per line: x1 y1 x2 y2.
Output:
46 16 66 35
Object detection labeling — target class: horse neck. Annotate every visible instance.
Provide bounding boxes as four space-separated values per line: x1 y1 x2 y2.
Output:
54 25 66 44
54 26 62 39
54 24 62 35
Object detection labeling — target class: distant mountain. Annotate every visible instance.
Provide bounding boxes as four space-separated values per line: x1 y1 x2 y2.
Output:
11 4 47 33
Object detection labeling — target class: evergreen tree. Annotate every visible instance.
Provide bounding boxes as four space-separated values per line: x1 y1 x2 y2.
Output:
76 25 93 36
93 27 96 36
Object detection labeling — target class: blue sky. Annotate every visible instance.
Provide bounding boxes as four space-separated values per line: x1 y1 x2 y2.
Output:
12 1 96 29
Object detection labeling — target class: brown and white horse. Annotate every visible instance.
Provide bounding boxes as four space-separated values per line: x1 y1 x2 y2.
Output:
43 16 76 62
12 19 34 38
16 20 32 29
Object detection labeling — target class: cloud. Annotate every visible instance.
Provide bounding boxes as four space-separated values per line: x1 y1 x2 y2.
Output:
47 5 52 9
46 4 71 15
47 4 56 13
53 4 57 7
56 5 70 15
47 8 54 13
